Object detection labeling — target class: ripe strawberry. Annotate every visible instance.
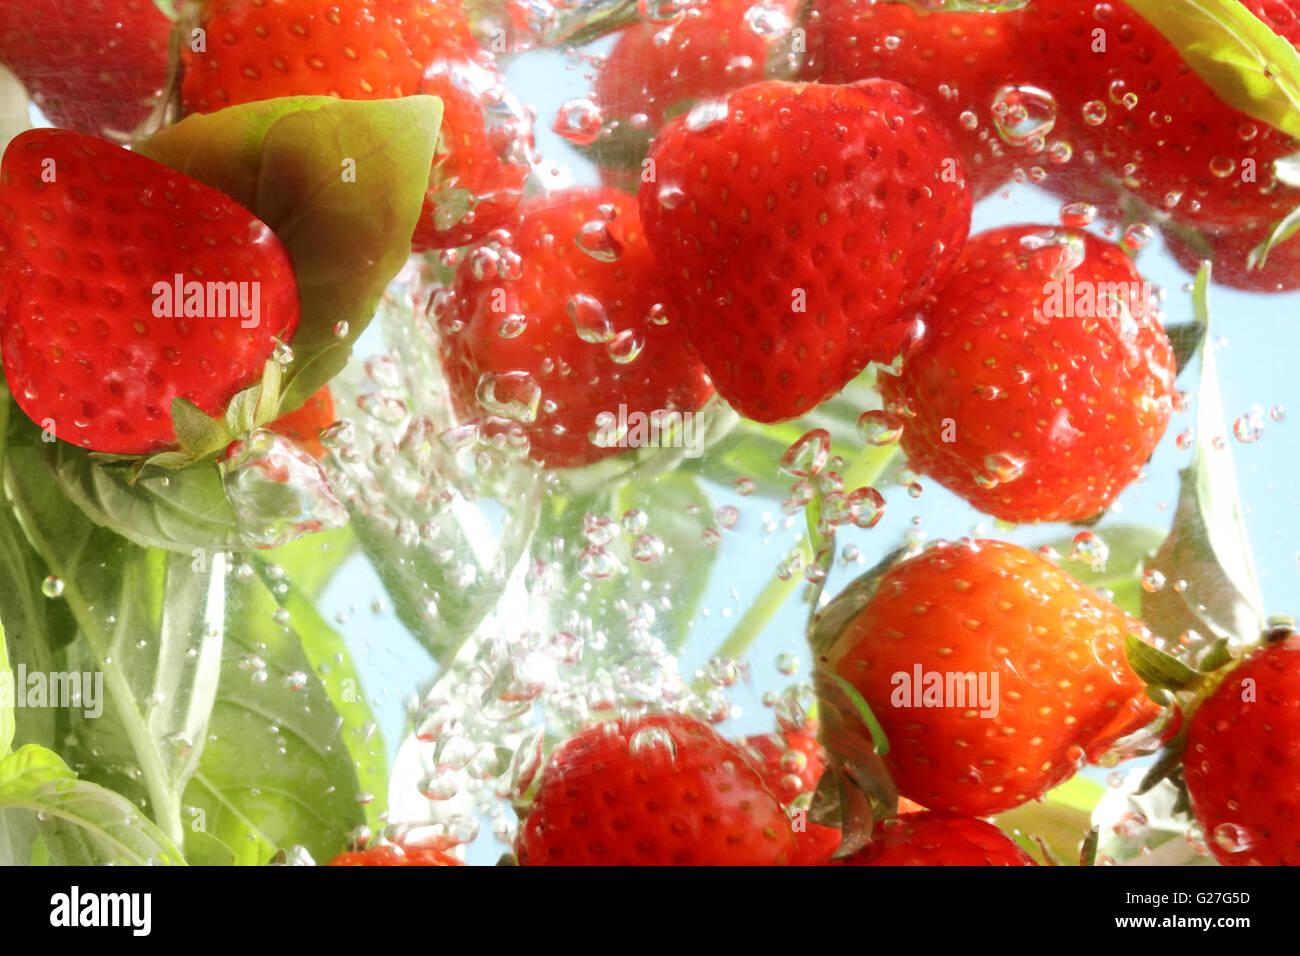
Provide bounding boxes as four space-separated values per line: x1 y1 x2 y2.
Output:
516 711 799 866
269 385 335 459
439 187 713 469
839 812 1035 866
1183 634 1300 866
590 0 801 148
821 539 1159 816
741 728 825 804
0 0 171 139
327 842 462 866
182 0 531 250
639 79 971 423
0 129 299 454
1166 223 1300 293
880 224 1176 524
800 0 1034 198
1017 0 1300 232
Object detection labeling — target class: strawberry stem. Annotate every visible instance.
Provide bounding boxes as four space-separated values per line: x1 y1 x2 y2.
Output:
712 441 899 660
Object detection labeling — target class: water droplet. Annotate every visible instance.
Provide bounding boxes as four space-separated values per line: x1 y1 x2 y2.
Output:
41 575 65 599
1081 99 1107 126
776 652 800 676
1232 411 1263 444
632 533 665 563
735 477 756 496
990 84 1057 148
621 508 648 534
780 429 831 477
857 409 904 446
475 370 541 422
1213 822 1255 854
333 320 349 339
553 96 604 145
575 217 624 262
607 328 644 364
1141 569 1166 593
959 109 979 130
567 293 614 343
1120 222 1154 254
1070 531 1109 572
849 487 886 529
1059 202 1097 228
629 724 678 760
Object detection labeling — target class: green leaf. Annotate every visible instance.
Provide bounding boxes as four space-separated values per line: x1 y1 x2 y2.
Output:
820 670 890 756
1126 633 1201 690
5 446 226 850
0 744 184 865
1122 0 1300 139
1141 265 1266 652
250 547 388 830
1036 525 1167 618
1247 199 1300 268
0 621 11 758
172 398 232 460
994 777 1105 866
135 95 444 412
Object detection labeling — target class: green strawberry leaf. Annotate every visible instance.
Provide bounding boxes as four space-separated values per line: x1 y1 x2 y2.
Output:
171 398 233 461
994 776 1105 866
1247 198 1300 267
1125 633 1202 690
1034 524 1167 618
135 95 443 413
1122 0 1300 139
0 744 184 865
1140 265 1266 654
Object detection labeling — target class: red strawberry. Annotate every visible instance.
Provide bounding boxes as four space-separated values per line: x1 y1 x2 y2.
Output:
1184 634 1300 866
0 0 171 139
516 711 799 866
837 812 1036 866
439 187 713 469
1166 222 1300 293
639 79 971 423
821 539 1160 816
591 0 801 143
741 728 825 804
327 842 462 866
800 0 1035 198
881 224 1176 524
793 822 844 866
269 385 335 459
1017 0 1300 232
182 0 531 250
0 129 299 454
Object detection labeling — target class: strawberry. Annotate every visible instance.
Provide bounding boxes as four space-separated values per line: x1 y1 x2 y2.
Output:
1183 634 1300 866
820 539 1159 816
516 711 798 866
182 0 531 250
800 0 1034 198
0 129 299 454
327 842 462 866
639 79 971 423
587 0 801 171
837 812 1036 866
741 727 825 804
439 187 713 469
880 224 1176 524
269 385 335 459
0 0 171 139
1167 223 1300 293
1017 0 1300 232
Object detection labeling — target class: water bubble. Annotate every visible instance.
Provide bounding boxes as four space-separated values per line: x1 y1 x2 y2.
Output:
1232 411 1263 443
1141 569 1166 593
632 533 665 563
577 545 620 580
621 508 648 534
567 293 614 342
849 487 886 529
780 429 831 477
553 96 604 145
1176 428 1195 450
657 182 687 210
333 320 350 339
735 477 756 496
1060 202 1097 227
220 431 348 549
419 768 462 801
607 329 645 364
629 724 678 760
715 505 740 529
1070 531 1109 572
638 0 687 25
41 575 65 599
990 84 1057 148
272 339 295 365
1120 222 1154 254
1047 140 1073 164
357 392 408 424
497 313 528 338
1082 99 1107 126
1270 405 1285 422
776 652 800 676
743 0 792 36
476 370 541 423
283 670 308 690
1212 822 1255 854
575 218 624 263
706 657 740 687
857 409 904 446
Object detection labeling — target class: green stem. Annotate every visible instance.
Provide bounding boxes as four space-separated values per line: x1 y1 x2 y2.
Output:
713 441 900 660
